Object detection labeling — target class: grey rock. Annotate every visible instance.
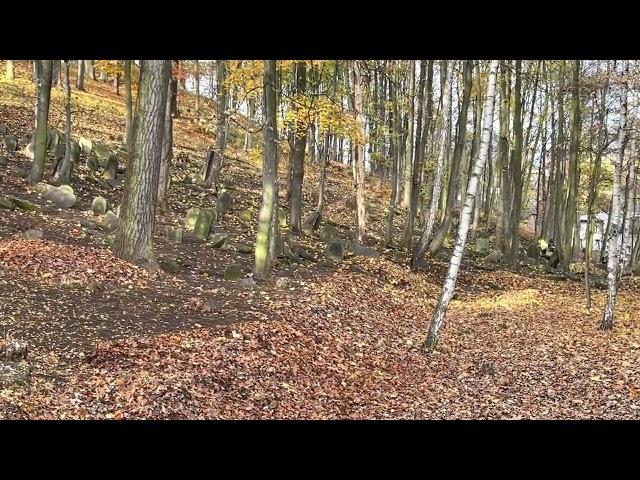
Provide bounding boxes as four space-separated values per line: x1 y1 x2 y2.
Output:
185 207 201 231
0 196 15 210
103 154 118 180
224 264 242 281
234 242 254 254
216 190 233 216
3 134 18 152
194 208 215 241
475 237 491 255
320 224 339 242
10 197 38 212
23 229 43 240
488 249 503 263
325 241 344 261
349 242 379 258
168 227 183 243
78 137 93 155
91 196 108 216
159 259 181 274
210 232 228 248
43 184 76 209
101 211 120 231
239 277 257 288
275 277 290 288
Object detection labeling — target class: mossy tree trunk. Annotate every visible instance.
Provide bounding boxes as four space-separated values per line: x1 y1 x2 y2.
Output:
255 60 279 279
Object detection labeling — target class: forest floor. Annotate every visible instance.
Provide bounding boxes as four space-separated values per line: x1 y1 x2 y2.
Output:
1 62 640 419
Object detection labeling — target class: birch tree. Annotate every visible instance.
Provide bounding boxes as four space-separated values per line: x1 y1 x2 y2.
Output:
423 59 499 351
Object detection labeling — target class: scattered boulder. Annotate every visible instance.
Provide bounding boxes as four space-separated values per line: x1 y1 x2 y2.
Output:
193 208 215 241
100 211 120 231
325 241 344 261
91 196 108 216
488 249 503 263
210 232 228 248
216 190 234 216
86 153 99 172
275 277 290 288
47 129 60 150
224 264 242 281
239 277 257 289
53 142 66 161
78 137 92 155
349 242 380 258
43 184 76 209
103 154 118 180
3 134 18 152
168 227 183 243
278 208 288 228
233 242 254 254
526 245 539 259
301 223 315 236
159 259 181 274
93 142 110 159
10 197 38 212
22 229 43 240
303 210 322 231
238 209 252 222
185 207 201 231
475 237 491 255
294 246 316 262
23 136 35 160
320 224 339 242
0 196 15 210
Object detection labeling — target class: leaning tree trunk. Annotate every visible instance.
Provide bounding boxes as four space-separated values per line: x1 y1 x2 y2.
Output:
124 60 134 152
352 60 366 245
601 60 628 331
28 60 53 185
53 61 74 184
76 60 85 91
202 60 227 191
290 61 307 236
113 60 170 268
423 59 499 351
157 81 173 211
411 60 452 269
6 60 14 80
255 60 279 279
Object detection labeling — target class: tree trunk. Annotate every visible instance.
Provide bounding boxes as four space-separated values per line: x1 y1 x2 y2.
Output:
53 61 73 184
76 60 85 91
255 60 279 279
290 61 307 236
401 61 416 209
428 60 473 255
411 60 451 268
114 71 120 95
561 60 581 270
496 61 511 254
402 60 432 249
124 60 134 152
203 60 228 191
113 60 170 268
622 147 636 271
157 81 173 211
352 60 366 245
85 60 95 81
28 60 53 185
601 60 628 331
195 60 201 118
424 60 499 351
505 60 524 263
6 60 14 81
170 60 179 117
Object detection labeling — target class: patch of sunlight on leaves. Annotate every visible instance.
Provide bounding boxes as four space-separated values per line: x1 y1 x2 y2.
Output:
471 288 543 311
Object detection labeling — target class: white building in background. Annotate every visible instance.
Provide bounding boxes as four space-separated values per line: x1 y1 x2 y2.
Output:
578 211 609 251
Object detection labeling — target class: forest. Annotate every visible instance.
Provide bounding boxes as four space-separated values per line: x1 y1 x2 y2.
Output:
0 59 639 419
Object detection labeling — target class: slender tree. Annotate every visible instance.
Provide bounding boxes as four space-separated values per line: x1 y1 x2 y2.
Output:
601 60 628 331
423 59 499 351
27 60 53 185
255 60 279 279
351 60 367 244
76 60 85 91
113 60 171 268
290 61 307 235
157 81 173 210
53 61 73 184
6 60 14 80
124 60 134 151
